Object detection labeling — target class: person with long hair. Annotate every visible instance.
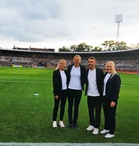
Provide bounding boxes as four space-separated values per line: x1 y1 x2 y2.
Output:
100 61 121 138
67 55 86 128
52 59 67 128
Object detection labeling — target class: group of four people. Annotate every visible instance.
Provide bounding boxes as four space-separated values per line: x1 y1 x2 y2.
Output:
52 55 121 139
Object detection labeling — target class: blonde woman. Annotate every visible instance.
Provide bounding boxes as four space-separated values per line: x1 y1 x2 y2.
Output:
52 59 67 128
100 61 121 138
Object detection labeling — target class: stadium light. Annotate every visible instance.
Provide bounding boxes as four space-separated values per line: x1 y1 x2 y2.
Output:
115 14 123 41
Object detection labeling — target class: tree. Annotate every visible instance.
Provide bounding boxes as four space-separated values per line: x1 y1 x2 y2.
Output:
116 41 129 50
76 43 92 52
70 45 78 52
101 40 115 51
101 40 129 51
58 46 70 52
92 46 102 51
76 43 86 52
69 43 93 52
58 40 130 52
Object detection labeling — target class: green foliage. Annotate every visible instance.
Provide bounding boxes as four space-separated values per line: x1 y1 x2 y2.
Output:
58 46 70 52
0 67 139 143
101 40 129 51
59 43 93 52
58 40 130 52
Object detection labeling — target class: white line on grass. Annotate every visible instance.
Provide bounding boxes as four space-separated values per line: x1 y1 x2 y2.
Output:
0 143 139 146
33 94 39 96
0 81 50 84
0 77 51 80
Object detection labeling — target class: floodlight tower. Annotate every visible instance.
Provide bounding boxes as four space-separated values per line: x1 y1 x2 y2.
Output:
115 14 123 41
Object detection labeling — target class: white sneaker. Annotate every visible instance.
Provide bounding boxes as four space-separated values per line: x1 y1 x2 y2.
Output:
105 133 114 138
92 128 99 135
59 121 65 128
86 125 94 131
100 129 109 134
52 121 57 128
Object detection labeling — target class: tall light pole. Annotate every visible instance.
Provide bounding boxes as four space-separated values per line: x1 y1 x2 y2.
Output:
115 14 123 41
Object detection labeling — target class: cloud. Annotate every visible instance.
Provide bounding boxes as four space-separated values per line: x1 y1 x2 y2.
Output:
0 0 139 50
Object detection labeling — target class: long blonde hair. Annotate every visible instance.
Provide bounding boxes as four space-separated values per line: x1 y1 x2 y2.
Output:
55 59 66 70
105 61 117 75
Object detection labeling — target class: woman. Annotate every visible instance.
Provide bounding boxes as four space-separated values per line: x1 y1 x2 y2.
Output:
100 61 121 138
67 55 85 128
52 59 67 128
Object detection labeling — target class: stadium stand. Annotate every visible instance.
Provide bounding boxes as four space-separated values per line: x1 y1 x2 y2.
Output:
0 48 139 73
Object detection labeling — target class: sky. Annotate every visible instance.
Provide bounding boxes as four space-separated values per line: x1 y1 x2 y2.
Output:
0 0 139 51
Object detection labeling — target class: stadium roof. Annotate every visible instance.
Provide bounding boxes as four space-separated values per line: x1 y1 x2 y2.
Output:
1 48 139 54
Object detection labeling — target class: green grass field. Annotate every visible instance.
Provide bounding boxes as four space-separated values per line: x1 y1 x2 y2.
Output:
0 67 139 143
